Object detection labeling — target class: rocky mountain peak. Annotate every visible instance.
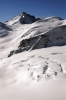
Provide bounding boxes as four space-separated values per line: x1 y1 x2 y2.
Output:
19 12 40 24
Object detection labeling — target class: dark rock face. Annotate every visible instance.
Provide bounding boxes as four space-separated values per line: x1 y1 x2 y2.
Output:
20 12 40 24
8 50 15 57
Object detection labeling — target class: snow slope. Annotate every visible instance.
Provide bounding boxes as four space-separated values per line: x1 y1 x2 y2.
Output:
0 12 66 100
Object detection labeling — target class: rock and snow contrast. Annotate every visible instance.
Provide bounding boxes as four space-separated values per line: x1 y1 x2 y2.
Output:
0 12 66 100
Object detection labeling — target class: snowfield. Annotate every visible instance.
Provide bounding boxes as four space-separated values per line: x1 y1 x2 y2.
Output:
0 12 66 100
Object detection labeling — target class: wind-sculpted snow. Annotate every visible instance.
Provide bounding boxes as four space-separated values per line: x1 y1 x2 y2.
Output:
1 46 66 84
0 47 66 100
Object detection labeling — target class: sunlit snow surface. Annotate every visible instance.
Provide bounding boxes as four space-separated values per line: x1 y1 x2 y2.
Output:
0 16 66 100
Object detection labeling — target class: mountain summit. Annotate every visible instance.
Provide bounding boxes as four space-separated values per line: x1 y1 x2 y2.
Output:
20 12 40 24
6 12 40 25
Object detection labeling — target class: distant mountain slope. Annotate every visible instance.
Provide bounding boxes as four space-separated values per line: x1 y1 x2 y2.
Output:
0 22 12 38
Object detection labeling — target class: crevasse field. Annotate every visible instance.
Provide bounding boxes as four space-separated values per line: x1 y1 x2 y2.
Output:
0 12 66 100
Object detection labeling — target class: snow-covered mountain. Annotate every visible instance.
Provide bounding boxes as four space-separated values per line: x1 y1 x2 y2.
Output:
0 12 66 100
5 12 40 25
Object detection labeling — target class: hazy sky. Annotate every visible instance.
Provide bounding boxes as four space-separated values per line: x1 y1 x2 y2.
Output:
0 0 66 22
